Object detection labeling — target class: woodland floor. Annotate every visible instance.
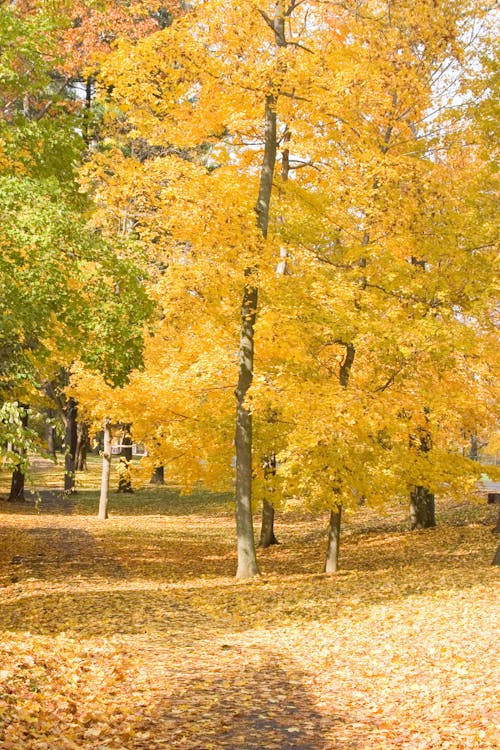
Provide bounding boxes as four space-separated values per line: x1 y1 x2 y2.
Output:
0 457 498 750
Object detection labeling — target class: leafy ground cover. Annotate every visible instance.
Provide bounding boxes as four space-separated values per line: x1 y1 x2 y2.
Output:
0 458 498 749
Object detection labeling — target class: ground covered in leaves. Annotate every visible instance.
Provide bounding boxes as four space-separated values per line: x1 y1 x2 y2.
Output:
0 459 498 749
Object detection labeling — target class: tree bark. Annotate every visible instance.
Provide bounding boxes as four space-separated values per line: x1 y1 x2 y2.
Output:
120 424 133 461
325 505 342 574
234 6 287 578
410 485 436 529
235 281 260 579
259 452 279 547
259 498 279 548
117 424 133 493
9 467 25 501
492 542 500 566
234 90 279 577
150 466 165 484
45 408 58 458
494 507 500 535
8 404 29 502
98 418 112 520
64 397 78 493
75 421 88 472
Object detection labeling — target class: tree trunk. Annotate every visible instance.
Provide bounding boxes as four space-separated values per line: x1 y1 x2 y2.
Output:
469 433 479 461
45 408 57 458
235 282 260 579
410 485 436 529
121 424 133 461
9 467 25 501
75 421 88 471
259 498 279 548
150 466 165 485
325 505 342 574
234 9 284 578
8 404 29 502
494 507 500 536
98 418 112 520
64 397 78 493
117 424 133 493
492 542 500 566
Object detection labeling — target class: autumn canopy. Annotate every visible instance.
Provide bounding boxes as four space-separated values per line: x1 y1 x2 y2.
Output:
0 0 499 570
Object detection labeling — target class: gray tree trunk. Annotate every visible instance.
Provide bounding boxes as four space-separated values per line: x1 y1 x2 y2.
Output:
235 281 260 578
64 398 78 493
234 95 279 577
75 421 88 471
492 542 500 566
234 6 287 578
259 498 279 548
45 408 58 458
150 466 165 485
410 485 436 529
98 418 112 520
325 505 342 574
494 507 500 536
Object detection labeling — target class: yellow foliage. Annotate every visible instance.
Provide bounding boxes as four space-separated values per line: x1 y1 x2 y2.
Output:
71 0 499 512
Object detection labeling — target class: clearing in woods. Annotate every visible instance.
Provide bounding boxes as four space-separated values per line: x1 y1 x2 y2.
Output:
0 458 498 750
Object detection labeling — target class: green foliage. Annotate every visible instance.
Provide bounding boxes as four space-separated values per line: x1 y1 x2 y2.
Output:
0 174 153 393
0 402 37 473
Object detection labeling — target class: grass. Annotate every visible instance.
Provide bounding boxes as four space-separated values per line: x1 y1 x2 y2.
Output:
0 456 498 749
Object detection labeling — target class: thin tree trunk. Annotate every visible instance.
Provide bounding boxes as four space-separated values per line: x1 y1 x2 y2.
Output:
259 498 279 547
322 339 355 572
98 419 112 520
494 507 500 535
8 404 29 501
64 397 78 493
150 466 165 485
46 408 57 458
9 467 25 501
121 424 133 461
75 421 88 471
117 424 133 493
258 126 291 546
234 7 286 578
410 485 436 529
325 505 342 574
492 542 500 566
259 452 278 547
235 282 260 578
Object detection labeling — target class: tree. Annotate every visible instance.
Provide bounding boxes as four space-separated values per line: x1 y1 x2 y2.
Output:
70 0 498 576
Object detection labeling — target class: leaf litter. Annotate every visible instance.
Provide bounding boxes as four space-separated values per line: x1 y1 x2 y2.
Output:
0 489 498 749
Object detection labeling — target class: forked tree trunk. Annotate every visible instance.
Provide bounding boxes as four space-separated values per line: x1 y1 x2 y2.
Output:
75 421 88 472
64 398 78 493
8 404 29 502
98 419 112 520
259 498 279 548
150 466 165 485
410 485 436 529
325 505 342 574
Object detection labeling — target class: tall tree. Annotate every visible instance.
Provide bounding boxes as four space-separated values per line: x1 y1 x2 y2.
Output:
70 0 499 575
